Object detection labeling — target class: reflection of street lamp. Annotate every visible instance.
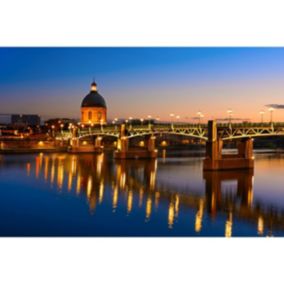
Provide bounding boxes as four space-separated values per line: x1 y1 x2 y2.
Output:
227 109 233 124
259 110 265 123
269 107 274 123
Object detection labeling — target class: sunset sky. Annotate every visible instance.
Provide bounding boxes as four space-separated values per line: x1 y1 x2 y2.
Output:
1 47 284 122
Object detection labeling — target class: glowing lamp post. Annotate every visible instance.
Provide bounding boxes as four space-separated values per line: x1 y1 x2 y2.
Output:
176 115 180 124
197 111 204 125
147 115 152 127
129 117 133 128
259 110 265 124
140 118 144 126
227 109 233 124
269 107 274 124
169 113 175 128
60 123 64 141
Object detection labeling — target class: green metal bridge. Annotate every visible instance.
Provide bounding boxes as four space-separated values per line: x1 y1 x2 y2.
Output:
56 122 284 141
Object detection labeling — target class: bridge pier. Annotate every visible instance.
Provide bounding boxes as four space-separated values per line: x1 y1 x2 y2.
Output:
203 120 254 171
68 136 103 154
114 124 158 159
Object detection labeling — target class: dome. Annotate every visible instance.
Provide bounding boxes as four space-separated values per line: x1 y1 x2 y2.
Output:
81 82 107 108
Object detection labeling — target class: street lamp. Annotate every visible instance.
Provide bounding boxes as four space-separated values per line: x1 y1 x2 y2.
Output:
140 118 144 125
51 125 55 138
147 115 152 127
259 110 265 123
60 123 64 140
176 115 180 124
169 113 174 123
268 107 274 124
197 111 203 125
227 109 233 124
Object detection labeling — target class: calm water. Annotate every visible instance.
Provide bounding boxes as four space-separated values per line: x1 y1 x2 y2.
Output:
1 151 284 236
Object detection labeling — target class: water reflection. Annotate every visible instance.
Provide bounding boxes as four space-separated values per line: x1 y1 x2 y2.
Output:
1 152 284 236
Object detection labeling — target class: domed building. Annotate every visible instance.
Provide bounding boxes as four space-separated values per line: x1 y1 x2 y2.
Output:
81 81 107 125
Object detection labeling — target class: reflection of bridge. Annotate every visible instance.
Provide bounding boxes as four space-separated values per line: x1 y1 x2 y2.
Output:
56 120 284 170
16 153 284 236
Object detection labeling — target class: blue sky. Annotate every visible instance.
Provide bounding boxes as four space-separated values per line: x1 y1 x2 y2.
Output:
1 47 284 122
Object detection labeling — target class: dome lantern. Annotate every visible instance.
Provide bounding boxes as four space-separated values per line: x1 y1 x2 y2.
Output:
91 81 97 92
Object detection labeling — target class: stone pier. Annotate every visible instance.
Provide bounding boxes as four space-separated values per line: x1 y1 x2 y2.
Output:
68 136 103 153
203 120 254 171
114 124 158 159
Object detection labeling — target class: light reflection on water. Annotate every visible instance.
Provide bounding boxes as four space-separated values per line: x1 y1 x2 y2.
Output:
1 152 284 236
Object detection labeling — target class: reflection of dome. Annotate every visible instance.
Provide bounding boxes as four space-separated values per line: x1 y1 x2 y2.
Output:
81 82 107 108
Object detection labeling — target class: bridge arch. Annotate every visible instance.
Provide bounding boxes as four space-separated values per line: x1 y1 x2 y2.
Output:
127 131 208 141
77 133 119 140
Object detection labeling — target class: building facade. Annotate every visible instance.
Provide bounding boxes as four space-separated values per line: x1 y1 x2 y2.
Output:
11 114 41 126
81 82 107 125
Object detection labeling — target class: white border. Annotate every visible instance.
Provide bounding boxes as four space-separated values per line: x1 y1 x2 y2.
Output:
1 0 284 283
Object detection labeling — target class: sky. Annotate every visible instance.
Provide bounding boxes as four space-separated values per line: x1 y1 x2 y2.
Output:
1 47 284 123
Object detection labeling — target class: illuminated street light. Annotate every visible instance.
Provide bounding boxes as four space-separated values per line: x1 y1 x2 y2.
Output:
60 123 64 138
197 111 204 124
51 124 55 138
147 115 152 127
140 118 144 125
227 109 233 124
170 113 175 127
268 107 274 123
259 110 265 123
176 115 180 124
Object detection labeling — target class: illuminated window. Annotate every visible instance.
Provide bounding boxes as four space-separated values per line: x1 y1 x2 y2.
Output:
88 111 92 120
98 111 102 120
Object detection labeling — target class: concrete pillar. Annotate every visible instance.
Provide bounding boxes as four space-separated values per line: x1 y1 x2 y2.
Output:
205 120 222 160
70 138 79 147
95 136 102 147
120 124 126 137
147 135 156 152
237 138 253 159
120 137 129 153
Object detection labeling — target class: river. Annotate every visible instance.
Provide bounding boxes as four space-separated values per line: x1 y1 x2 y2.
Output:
0 151 284 236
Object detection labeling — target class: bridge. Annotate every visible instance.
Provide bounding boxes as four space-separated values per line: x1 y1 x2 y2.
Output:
55 120 284 170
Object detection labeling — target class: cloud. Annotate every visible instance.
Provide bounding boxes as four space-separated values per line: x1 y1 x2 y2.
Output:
265 104 284 109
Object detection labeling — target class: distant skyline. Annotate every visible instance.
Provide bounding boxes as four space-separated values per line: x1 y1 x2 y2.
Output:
1 47 284 122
